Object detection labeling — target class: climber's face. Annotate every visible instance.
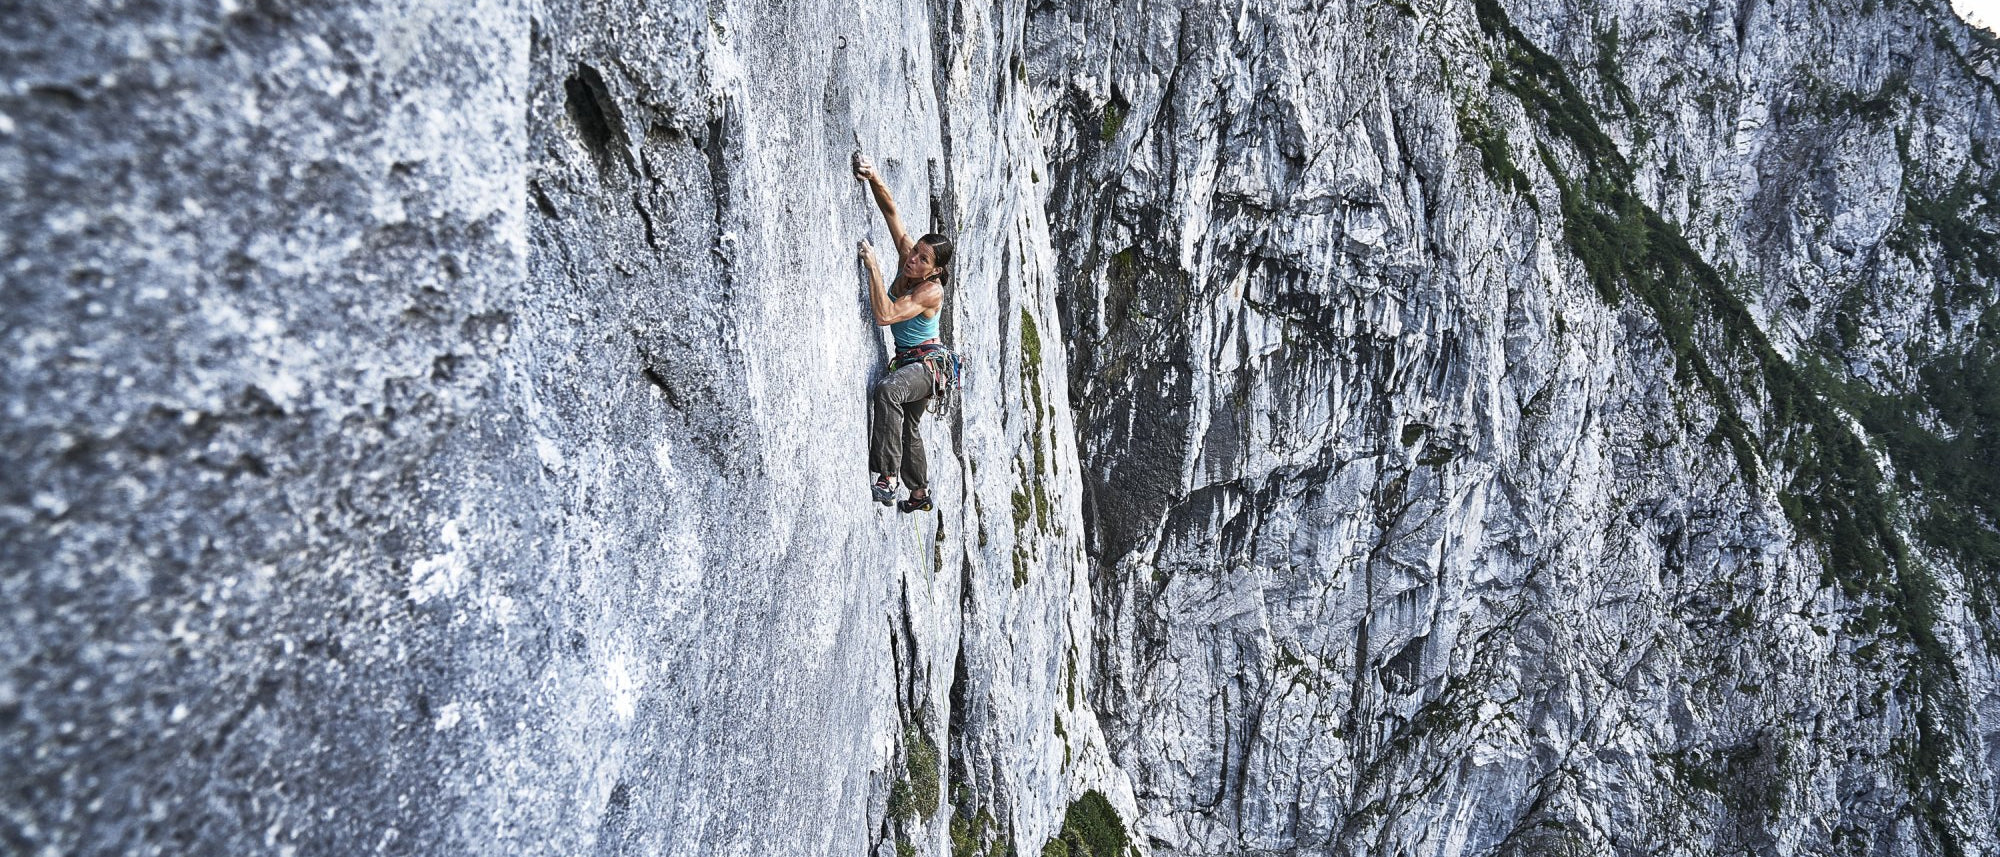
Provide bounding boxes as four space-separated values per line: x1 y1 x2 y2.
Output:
901 241 936 279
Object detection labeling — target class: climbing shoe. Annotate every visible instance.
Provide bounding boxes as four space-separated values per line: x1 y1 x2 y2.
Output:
872 478 897 506
898 492 933 513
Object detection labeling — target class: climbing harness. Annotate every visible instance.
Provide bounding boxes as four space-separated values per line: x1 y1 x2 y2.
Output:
888 342 963 414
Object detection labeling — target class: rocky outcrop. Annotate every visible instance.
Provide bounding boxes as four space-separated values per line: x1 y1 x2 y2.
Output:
4 0 1996 855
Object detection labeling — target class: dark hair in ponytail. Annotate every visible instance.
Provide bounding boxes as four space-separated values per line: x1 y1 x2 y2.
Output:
919 233 954 283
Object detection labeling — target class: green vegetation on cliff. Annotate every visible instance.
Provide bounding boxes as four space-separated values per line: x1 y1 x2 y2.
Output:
1040 790 1130 857
1473 1 1984 850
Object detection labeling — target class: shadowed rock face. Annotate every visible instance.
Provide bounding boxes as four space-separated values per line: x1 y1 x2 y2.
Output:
3 1 1996 856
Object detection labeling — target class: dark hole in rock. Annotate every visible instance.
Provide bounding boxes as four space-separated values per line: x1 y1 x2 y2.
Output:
648 121 685 144
597 779 636 847
641 365 683 410
565 63 621 171
531 181 559 220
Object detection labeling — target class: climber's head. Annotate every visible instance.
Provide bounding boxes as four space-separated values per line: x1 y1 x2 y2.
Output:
902 233 954 282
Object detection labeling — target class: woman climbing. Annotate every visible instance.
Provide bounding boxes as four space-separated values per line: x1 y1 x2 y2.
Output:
853 151 954 513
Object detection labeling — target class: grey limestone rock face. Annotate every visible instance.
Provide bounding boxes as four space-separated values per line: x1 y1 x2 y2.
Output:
6 0 1118 854
3 0 1997 856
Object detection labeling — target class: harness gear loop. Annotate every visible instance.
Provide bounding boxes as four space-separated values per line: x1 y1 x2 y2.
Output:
888 342 963 412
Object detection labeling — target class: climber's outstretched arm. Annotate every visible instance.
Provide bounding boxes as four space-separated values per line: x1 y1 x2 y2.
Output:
852 153 915 257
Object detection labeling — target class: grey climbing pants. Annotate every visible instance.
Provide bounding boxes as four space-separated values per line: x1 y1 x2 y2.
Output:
870 362 934 490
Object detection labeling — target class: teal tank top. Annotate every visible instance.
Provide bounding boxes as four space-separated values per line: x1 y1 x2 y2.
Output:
890 281 940 348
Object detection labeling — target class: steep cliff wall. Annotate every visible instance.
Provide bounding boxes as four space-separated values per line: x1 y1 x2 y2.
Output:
1029 0 2000 853
4 2 1115 854
4 0 1997 856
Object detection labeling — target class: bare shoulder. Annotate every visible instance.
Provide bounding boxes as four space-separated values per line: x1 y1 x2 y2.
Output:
913 280 945 307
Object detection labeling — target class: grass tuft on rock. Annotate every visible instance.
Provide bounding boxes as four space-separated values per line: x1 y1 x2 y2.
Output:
889 726 941 821
1100 99 1129 142
1042 790 1128 857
